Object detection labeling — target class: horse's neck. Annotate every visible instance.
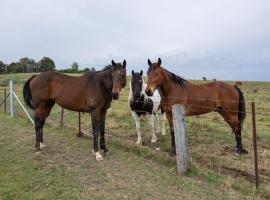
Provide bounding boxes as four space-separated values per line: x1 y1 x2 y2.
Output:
96 69 113 92
159 68 188 98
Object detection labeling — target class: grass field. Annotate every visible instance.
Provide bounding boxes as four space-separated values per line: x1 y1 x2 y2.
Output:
0 73 269 199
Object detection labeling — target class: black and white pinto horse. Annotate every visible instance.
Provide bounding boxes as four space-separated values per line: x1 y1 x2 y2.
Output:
129 70 166 144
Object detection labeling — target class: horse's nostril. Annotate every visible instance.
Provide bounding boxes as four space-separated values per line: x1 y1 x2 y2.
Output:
112 92 119 99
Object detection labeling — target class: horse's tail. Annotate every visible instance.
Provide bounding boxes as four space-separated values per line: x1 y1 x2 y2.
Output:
234 85 246 127
23 75 36 110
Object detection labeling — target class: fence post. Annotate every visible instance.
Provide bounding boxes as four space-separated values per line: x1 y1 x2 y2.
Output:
252 102 259 189
9 80 14 117
4 88 6 113
172 104 188 175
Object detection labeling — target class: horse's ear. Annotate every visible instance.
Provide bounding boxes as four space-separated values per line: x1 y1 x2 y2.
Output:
123 60 126 68
158 58 162 66
139 70 143 76
132 70 134 75
148 59 152 66
112 60 117 67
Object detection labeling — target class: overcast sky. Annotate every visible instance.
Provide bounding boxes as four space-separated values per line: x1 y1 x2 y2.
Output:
0 0 269 81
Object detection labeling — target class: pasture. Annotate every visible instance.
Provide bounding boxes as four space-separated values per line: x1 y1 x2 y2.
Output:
0 73 270 199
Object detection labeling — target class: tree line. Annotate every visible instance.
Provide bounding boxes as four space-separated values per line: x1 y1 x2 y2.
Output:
0 57 95 74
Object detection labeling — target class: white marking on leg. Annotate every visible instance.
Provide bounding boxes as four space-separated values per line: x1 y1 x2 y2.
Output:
148 114 157 143
95 151 103 161
162 112 166 135
132 111 142 144
155 113 161 133
40 142 46 150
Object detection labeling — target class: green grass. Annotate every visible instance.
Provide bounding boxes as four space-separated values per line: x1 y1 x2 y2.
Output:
0 73 270 199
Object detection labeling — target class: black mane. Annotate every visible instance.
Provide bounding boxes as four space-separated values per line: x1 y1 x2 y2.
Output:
100 65 113 71
165 69 187 87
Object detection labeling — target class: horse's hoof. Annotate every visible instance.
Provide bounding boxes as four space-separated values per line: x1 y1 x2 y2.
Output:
169 148 176 156
151 138 157 143
40 143 46 150
35 151 42 155
136 140 142 145
235 148 248 155
95 152 104 161
102 148 109 154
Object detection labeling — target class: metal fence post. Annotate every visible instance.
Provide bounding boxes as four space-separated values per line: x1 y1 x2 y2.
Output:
252 102 259 189
172 104 188 175
9 80 14 117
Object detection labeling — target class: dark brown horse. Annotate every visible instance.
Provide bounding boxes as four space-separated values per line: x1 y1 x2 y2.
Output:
23 60 127 161
145 58 247 155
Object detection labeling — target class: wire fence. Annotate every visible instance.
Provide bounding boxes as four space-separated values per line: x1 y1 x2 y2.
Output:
0 81 269 192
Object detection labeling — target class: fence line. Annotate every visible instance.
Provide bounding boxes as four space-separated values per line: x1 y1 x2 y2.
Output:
0 80 266 189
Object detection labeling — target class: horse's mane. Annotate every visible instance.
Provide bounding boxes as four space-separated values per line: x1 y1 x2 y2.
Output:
164 69 187 87
100 65 113 71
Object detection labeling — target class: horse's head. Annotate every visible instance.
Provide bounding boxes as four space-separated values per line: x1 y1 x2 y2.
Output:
131 70 143 103
111 60 127 99
145 58 163 96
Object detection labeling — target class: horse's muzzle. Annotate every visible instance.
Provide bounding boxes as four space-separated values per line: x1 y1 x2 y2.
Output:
112 92 119 100
145 89 153 96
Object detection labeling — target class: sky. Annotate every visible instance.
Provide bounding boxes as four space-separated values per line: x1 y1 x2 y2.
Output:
0 0 270 81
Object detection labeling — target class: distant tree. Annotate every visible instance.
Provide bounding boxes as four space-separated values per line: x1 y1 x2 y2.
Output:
90 67 96 72
8 62 25 73
19 57 38 72
38 57 55 72
203 77 207 81
71 62 79 72
0 60 6 74
83 67 90 72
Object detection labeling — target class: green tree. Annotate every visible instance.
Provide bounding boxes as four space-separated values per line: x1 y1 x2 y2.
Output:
0 61 6 74
8 62 24 73
71 62 79 72
19 57 38 72
38 57 56 72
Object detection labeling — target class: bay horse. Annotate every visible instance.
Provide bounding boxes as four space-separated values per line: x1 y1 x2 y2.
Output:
23 60 127 161
145 58 248 155
129 70 166 144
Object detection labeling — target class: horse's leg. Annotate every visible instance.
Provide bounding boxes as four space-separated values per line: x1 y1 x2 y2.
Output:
218 111 248 154
147 113 157 143
166 112 175 155
90 110 103 161
229 114 248 154
39 128 46 150
154 113 161 133
161 112 166 135
34 118 45 152
132 111 142 144
100 110 109 153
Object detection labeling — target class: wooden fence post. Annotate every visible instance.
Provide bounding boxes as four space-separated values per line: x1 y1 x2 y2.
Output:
4 88 6 113
172 104 188 175
252 102 259 189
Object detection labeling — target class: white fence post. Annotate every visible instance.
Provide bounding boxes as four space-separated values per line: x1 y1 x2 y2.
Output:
172 104 188 175
9 80 14 117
